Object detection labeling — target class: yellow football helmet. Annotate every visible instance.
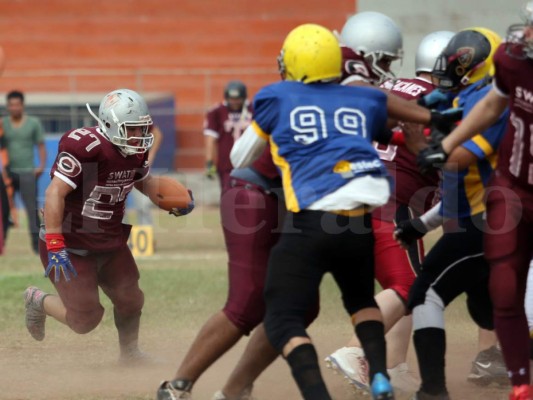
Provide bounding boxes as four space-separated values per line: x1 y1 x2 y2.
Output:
431 27 502 91
277 24 342 84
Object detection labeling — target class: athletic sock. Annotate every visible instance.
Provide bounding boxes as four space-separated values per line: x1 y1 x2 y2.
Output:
286 343 332 400
413 327 448 395
355 320 388 381
494 314 531 386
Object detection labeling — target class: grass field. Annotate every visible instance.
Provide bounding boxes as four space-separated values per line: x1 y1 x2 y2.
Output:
0 206 509 399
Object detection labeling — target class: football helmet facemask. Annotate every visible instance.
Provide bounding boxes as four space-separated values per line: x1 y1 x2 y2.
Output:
415 31 455 75
277 23 342 84
87 89 154 155
505 1 533 59
340 11 403 83
431 27 501 92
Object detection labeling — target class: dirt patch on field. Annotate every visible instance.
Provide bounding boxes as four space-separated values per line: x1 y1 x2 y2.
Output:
0 324 510 400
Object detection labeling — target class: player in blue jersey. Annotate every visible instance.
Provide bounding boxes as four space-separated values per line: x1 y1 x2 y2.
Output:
394 27 508 399
227 23 438 400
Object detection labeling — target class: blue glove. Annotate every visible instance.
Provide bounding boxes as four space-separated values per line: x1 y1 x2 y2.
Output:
45 249 78 282
417 89 450 108
169 190 195 217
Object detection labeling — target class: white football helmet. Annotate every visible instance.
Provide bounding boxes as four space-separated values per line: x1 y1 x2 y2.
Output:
506 1 533 59
340 11 403 83
87 89 154 155
415 31 455 74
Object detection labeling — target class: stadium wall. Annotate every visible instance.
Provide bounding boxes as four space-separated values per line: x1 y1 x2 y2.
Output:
0 0 355 171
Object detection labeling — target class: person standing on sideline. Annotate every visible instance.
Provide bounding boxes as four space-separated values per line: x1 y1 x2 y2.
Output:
204 80 253 193
0 136 10 254
0 90 46 253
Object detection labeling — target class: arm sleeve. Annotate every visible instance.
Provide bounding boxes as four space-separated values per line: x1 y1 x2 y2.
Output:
419 201 444 231
230 87 278 168
230 124 267 168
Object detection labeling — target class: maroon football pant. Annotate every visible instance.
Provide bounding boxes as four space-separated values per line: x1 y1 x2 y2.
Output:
372 218 423 302
220 178 284 334
39 240 144 334
485 174 533 386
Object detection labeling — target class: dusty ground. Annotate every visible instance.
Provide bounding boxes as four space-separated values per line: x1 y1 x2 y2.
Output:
0 319 510 399
0 210 511 399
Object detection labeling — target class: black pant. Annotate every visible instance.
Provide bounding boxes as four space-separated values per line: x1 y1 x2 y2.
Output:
408 213 493 329
0 177 9 238
264 210 378 352
10 170 41 253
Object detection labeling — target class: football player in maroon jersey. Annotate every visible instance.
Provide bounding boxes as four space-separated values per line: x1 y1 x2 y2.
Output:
23 89 194 364
418 4 533 398
204 81 253 193
325 16 451 396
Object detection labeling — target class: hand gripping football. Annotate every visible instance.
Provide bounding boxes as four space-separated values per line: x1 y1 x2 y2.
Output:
146 176 192 211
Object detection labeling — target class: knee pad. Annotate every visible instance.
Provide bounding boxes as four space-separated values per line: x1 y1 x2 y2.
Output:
412 287 445 330
264 310 308 353
407 275 432 311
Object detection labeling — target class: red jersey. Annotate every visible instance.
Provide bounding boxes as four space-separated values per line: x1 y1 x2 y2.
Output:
340 46 380 85
204 102 254 174
50 127 149 252
493 43 533 188
375 77 440 220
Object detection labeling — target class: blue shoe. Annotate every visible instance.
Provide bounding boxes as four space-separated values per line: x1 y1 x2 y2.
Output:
371 372 395 400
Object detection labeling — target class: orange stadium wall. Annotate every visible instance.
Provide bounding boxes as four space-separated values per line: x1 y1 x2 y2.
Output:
0 0 355 170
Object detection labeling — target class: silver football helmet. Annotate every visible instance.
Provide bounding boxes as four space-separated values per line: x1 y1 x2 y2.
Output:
340 11 403 83
415 31 455 74
87 89 154 155
506 1 533 59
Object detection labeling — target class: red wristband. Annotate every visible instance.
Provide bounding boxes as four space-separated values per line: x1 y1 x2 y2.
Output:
45 233 65 252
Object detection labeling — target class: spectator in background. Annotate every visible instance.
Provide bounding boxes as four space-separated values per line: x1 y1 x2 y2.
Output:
204 80 253 193
0 138 10 254
0 90 46 253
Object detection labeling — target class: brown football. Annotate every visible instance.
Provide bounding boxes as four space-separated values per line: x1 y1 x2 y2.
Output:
145 176 192 211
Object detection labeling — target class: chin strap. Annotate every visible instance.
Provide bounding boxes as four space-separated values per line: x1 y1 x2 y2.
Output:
86 103 108 136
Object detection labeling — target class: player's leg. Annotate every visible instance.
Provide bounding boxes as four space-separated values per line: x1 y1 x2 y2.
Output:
329 212 393 399
263 211 332 400
25 239 103 340
216 324 279 399
326 217 420 393
410 216 486 398
18 171 40 253
484 179 533 396
158 181 280 398
525 259 533 336
217 297 320 399
465 286 508 386
98 245 144 361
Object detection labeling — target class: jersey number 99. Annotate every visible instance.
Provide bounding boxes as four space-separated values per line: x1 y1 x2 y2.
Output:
290 106 367 145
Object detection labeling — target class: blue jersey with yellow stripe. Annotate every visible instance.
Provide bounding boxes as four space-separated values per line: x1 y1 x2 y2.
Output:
441 80 509 218
252 81 390 212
